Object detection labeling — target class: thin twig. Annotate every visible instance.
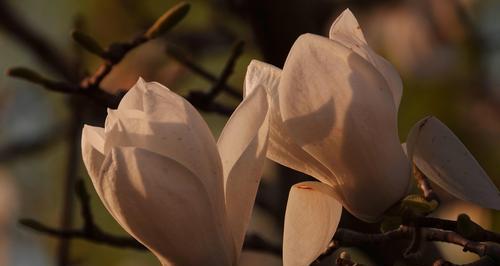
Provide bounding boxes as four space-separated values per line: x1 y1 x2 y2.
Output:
166 44 243 100
185 41 245 116
205 41 244 101
408 216 500 243
20 219 145 249
315 225 500 265
20 179 282 255
20 179 147 250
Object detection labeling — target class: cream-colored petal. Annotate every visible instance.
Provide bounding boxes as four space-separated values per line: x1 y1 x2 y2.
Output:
238 251 281 266
245 60 334 185
244 60 281 98
329 9 367 44
118 77 174 112
329 9 403 110
407 116 500 210
81 125 105 188
217 87 269 257
283 181 342 266
98 147 234 266
279 33 410 221
104 96 225 216
117 77 147 111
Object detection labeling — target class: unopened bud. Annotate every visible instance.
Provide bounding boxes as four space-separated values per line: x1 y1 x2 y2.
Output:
6 67 46 84
144 2 190 39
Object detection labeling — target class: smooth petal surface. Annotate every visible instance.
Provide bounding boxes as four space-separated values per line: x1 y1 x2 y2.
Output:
99 147 234 266
217 86 269 257
279 33 410 221
103 93 225 215
245 60 334 185
283 181 342 266
118 77 147 111
329 9 403 110
81 125 105 193
407 116 500 210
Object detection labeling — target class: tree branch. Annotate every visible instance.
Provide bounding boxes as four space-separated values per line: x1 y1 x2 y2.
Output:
20 179 282 256
166 44 243 100
315 225 500 265
185 41 245 116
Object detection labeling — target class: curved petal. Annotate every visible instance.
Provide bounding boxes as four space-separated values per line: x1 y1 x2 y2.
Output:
407 116 500 210
117 77 147 111
81 125 105 191
104 94 225 215
117 77 173 111
245 60 334 185
244 60 281 97
329 9 403 110
98 147 234 266
217 87 269 257
279 33 410 221
283 181 342 266
239 251 281 266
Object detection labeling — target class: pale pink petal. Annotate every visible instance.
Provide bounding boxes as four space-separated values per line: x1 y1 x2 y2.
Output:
407 116 500 210
117 77 147 111
217 87 269 257
283 181 342 266
245 60 334 185
99 147 234 266
104 99 225 216
279 33 410 221
81 125 105 191
329 9 403 110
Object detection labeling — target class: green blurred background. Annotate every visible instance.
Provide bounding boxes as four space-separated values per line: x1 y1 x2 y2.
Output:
0 0 499 265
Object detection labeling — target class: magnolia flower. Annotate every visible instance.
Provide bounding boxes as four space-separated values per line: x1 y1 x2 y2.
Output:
81 78 270 265
244 9 500 266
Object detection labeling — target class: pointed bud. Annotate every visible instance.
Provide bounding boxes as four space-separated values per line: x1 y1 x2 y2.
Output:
144 2 190 39
71 30 106 57
6 67 77 93
6 67 47 84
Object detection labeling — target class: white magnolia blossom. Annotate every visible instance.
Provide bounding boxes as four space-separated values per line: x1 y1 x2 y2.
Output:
244 9 500 266
82 78 272 266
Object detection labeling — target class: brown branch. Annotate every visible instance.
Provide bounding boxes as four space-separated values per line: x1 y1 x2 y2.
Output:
166 44 243 100
19 219 146 250
5 3 191 108
20 179 147 250
79 36 149 90
408 216 500 243
315 226 500 265
185 41 245 116
205 41 244 101
21 179 281 256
